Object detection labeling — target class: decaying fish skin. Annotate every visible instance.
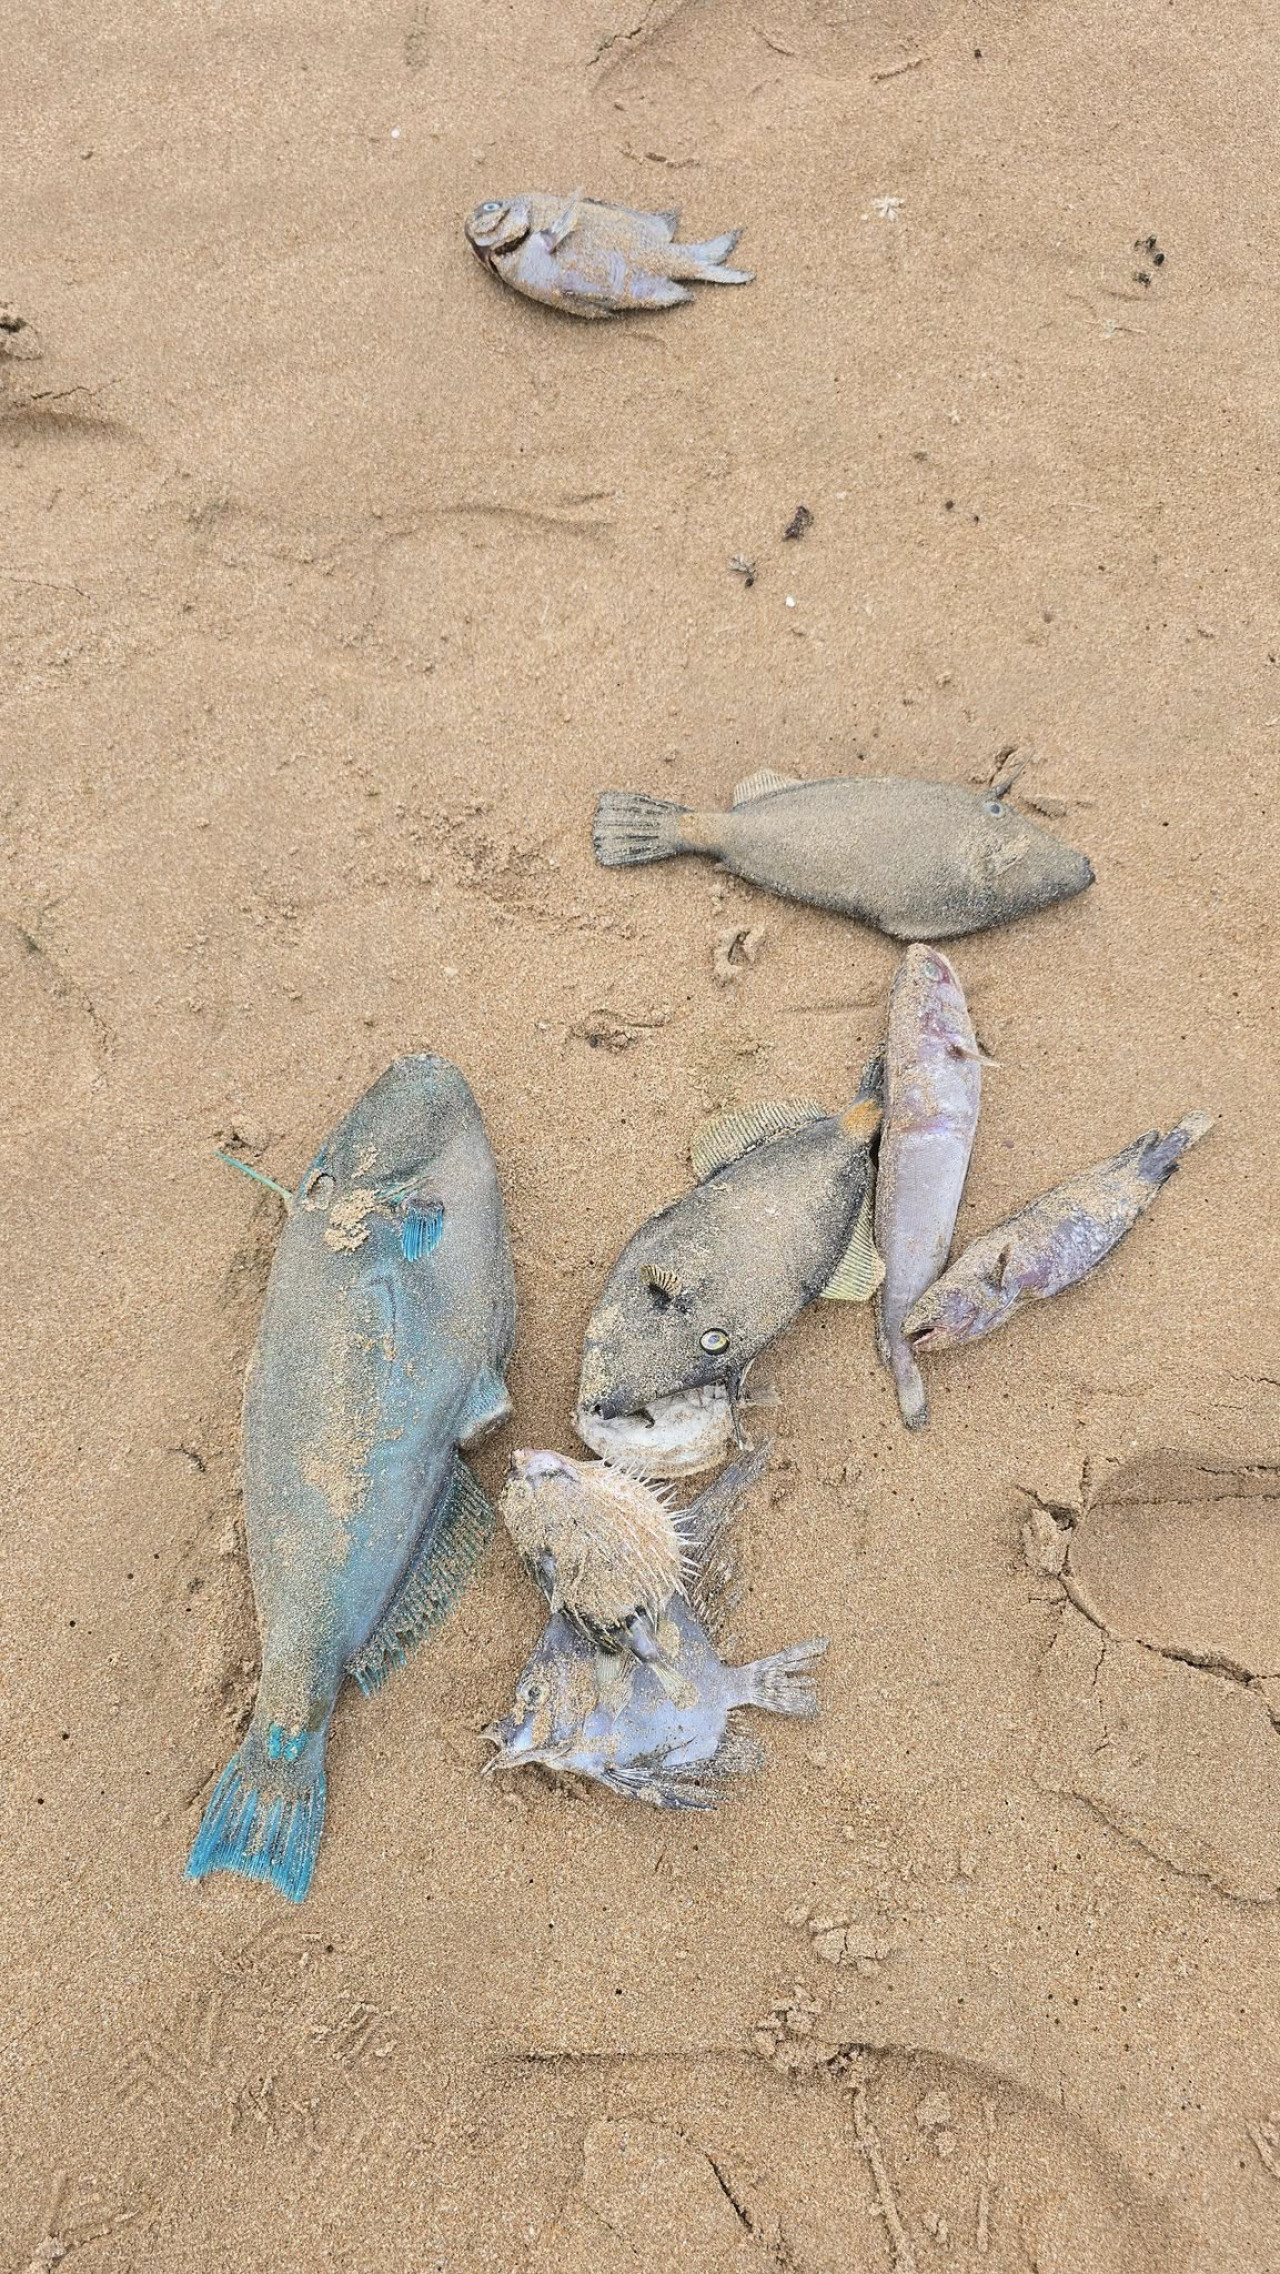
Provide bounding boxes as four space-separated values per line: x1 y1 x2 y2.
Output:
485 1446 827 1808
464 191 752 318
875 945 983 1429
575 1061 884 1473
574 1382 738 1477
593 770 1095 940
902 1111 1214 1357
186 1055 516 1903
500 1448 689 1670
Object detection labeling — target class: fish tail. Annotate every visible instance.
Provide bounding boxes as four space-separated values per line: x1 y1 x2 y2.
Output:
593 789 692 867
892 1346 930 1431
741 1637 827 1717
675 230 753 282
1141 1109 1215 1183
185 1722 328 1904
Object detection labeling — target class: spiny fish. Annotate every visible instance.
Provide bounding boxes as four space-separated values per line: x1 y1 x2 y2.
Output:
500 1448 689 1680
902 1111 1214 1359
575 1061 884 1474
485 1445 826 1807
593 769 1095 940
875 945 984 1429
464 192 752 318
186 1055 516 1903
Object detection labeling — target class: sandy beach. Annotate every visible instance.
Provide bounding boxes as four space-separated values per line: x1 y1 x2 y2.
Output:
4 0 1280 2266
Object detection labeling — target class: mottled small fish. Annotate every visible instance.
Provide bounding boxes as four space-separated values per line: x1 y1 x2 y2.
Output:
485 1446 826 1807
186 1056 516 1902
875 945 984 1428
594 770 1095 939
575 1062 884 1473
464 191 751 317
500 1448 688 1678
902 1112 1214 1358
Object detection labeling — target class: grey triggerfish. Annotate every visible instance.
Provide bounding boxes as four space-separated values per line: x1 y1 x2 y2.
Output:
902 1112 1213 1359
874 945 984 1428
485 1446 826 1807
464 192 752 317
575 1064 883 1474
186 1055 516 1903
594 769 1095 939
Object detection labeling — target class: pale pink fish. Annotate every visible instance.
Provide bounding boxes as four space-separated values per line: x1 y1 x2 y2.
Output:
464 191 752 318
874 946 984 1429
903 1112 1214 1357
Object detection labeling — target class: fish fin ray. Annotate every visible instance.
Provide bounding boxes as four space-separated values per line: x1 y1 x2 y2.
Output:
820 1186 884 1301
690 1097 827 1181
346 1456 495 1695
732 768 800 805
457 1366 512 1447
543 190 583 251
400 1200 444 1261
683 1439 771 1634
593 789 690 867
185 1730 327 1903
741 1637 827 1717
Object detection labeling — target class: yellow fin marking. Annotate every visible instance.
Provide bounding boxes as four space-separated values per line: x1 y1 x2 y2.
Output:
839 1097 881 1144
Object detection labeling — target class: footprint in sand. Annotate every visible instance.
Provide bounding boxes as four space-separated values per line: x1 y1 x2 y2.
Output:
1030 1449 1280 1901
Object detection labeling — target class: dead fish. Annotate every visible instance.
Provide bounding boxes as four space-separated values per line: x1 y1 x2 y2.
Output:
575 1063 884 1473
186 1055 516 1902
500 1448 689 1681
902 1111 1214 1358
594 769 1095 939
575 1382 740 1477
485 1446 826 1807
464 191 752 318
875 945 984 1429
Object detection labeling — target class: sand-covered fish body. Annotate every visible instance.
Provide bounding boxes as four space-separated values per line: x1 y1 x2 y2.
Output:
903 1112 1213 1356
464 192 752 317
500 1448 688 1664
486 1448 826 1807
875 946 983 1428
594 770 1095 939
575 1071 883 1472
186 1055 516 1903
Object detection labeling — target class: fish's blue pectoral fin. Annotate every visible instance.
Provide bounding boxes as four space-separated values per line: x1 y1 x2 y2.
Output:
401 1200 445 1261
346 1456 496 1696
185 1724 328 1903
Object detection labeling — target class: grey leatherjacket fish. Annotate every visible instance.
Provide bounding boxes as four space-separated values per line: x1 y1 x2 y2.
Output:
594 768 1095 939
485 1446 826 1807
465 191 752 316
186 1055 516 1902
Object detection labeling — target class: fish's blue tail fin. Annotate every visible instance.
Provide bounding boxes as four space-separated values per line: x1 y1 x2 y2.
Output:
185 1724 327 1904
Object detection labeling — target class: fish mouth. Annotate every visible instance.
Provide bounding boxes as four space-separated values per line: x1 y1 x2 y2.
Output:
574 1384 738 1477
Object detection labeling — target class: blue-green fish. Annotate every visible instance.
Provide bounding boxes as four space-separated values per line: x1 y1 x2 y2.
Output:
186 1055 516 1902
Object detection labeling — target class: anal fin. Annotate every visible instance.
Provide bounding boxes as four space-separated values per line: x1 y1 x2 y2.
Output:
691 1097 827 1181
820 1186 884 1302
347 1456 495 1696
732 768 800 805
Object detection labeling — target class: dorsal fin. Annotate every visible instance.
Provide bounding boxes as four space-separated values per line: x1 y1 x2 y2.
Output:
820 1186 884 1302
683 1440 771 1636
691 1097 828 1181
732 768 800 805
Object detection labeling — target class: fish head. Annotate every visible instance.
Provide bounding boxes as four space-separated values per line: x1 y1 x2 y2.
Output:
464 197 533 263
577 1254 749 1425
963 793 1094 925
482 1615 605 1780
574 1384 736 1476
297 1053 479 1202
902 1274 991 1351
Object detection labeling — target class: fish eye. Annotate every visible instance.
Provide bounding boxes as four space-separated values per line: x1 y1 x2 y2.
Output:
699 1327 731 1354
518 1678 548 1709
983 797 1005 818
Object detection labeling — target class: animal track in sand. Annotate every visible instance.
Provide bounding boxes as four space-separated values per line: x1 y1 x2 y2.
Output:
1029 1450 1280 1900
517 2017 1187 2271
589 0 949 163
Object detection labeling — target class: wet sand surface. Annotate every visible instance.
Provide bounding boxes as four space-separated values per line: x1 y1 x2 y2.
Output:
3 0 1279 2266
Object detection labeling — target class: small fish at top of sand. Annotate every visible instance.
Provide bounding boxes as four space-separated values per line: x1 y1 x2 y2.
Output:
485 1445 826 1808
902 1112 1214 1360
875 945 984 1429
594 770 1095 940
464 192 752 317
575 1057 884 1475
186 1055 516 1903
